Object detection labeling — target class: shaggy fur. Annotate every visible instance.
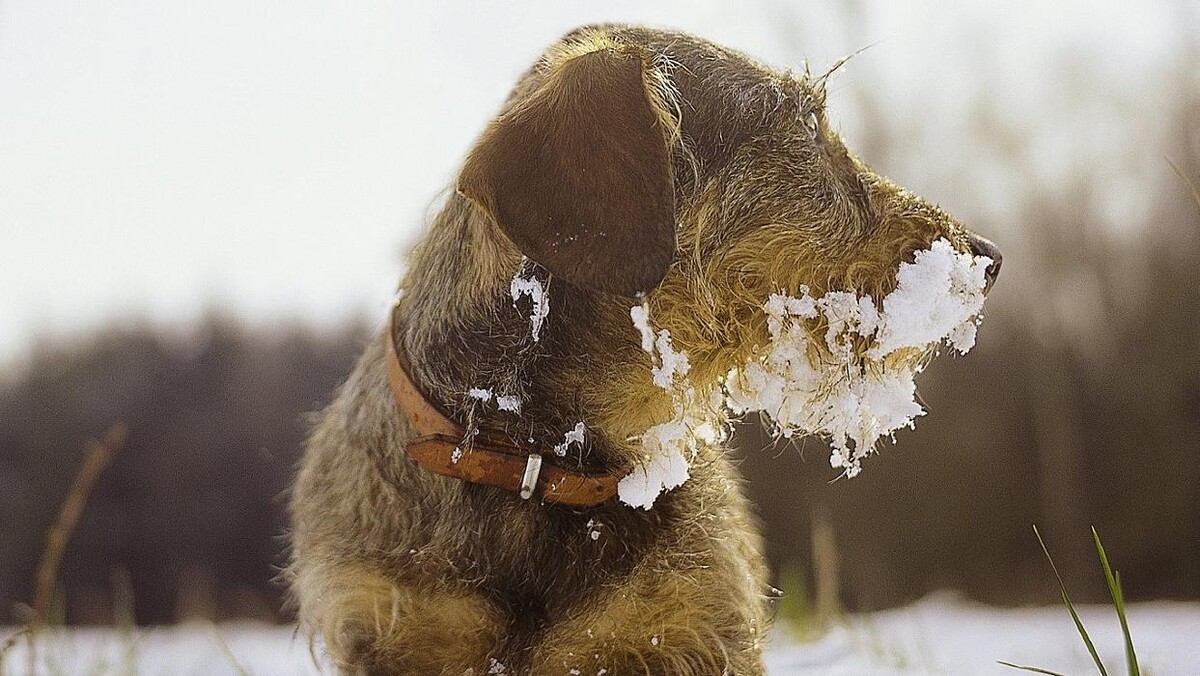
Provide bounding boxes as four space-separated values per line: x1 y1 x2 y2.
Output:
288 24 999 675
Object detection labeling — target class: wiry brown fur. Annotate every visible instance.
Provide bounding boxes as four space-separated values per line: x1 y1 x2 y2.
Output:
287 24 997 675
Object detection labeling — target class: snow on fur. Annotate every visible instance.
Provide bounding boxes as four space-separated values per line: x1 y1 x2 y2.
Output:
586 518 602 540
630 303 690 388
468 388 521 414
553 422 586 456
726 238 992 477
870 238 991 357
510 260 549 342
630 303 656 353
624 238 992 507
495 395 522 413
620 303 716 509
617 416 694 509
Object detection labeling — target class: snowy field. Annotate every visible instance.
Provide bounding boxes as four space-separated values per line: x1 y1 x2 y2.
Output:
4 593 1198 675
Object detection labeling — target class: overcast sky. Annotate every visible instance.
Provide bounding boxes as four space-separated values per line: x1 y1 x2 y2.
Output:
0 1 1191 364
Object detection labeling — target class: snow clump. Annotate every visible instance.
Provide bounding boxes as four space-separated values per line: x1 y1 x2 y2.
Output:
553 422 587 456
619 302 718 509
725 238 992 477
619 304 691 508
870 238 991 356
495 395 522 413
468 388 522 414
630 303 690 389
619 238 991 506
617 415 696 509
510 259 550 342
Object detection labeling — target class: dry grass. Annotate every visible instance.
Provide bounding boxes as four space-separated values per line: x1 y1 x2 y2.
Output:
14 423 128 674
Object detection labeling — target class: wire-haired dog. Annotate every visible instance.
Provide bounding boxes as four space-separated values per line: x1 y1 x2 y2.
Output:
288 24 1001 675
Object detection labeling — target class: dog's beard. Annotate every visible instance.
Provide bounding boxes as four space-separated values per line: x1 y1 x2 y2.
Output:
619 238 992 507
725 238 992 477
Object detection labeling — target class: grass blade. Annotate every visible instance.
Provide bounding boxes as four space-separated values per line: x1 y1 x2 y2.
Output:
997 660 1070 676
1033 525 1108 676
1091 527 1139 676
207 622 250 676
33 424 128 630
1166 156 1200 212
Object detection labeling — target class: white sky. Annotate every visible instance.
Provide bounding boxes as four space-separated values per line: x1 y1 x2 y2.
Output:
0 1 1192 364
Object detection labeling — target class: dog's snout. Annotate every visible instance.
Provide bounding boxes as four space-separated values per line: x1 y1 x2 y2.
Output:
967 234 1002 288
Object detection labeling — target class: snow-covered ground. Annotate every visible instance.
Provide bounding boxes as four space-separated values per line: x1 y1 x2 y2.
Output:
4 593 1198 675
765 592 1200 675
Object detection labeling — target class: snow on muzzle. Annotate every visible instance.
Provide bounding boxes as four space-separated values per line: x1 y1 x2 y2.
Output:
725 237 994 477
621 237 995 508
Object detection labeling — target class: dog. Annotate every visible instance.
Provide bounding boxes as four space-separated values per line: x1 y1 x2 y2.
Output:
287 24 1001 675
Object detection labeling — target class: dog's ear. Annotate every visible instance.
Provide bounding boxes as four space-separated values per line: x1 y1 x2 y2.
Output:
458 47 676 297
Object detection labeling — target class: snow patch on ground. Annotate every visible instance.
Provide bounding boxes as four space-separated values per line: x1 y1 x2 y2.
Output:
7 597 1197 675
768 593 1200 675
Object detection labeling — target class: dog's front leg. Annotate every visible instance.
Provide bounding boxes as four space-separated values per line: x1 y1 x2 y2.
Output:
291 559 507 675
529 554 768 676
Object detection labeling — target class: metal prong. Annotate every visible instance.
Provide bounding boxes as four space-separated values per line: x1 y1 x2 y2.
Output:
519 454 543 500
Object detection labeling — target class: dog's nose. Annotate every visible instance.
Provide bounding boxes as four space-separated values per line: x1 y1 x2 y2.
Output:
967 234 1002 289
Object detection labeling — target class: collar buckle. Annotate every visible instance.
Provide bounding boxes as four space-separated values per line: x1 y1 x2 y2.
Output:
519 454 543 500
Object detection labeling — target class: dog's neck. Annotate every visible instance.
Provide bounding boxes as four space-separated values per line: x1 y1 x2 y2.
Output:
394 194 676 473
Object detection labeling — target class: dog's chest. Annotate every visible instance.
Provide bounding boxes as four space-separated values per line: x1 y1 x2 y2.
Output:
460 490 660 598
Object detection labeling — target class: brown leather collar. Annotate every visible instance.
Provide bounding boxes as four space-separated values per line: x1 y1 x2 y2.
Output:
385 305 624 507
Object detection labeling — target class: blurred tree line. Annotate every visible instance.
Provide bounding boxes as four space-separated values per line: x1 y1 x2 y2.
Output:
3 5 1199 626
0 316 369 624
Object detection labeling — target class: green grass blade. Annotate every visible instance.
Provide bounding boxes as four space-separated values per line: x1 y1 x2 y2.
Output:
997 660 1070 675
1091 527 1139 676
1033 525 1108 676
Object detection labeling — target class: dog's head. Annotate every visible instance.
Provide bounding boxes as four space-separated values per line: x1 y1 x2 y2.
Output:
457 25 999 377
